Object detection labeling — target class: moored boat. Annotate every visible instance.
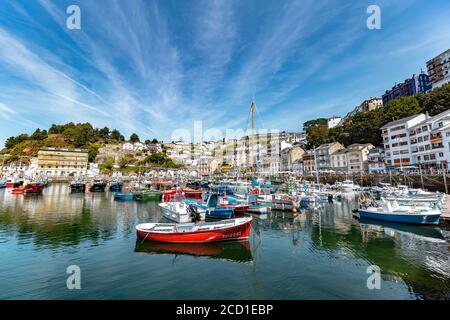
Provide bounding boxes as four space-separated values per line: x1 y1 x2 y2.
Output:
0 179 6 188
133 190 161 201
12 182 43 194
358 196 441 225
109 181 123 192
70 181 86 193
89 180 107 192
114 193 134 201
135 217 252 243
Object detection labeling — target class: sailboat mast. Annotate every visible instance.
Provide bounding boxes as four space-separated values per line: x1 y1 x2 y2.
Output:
251 100 255 176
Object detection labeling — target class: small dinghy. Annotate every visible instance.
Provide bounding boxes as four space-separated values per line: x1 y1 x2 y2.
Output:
135 217 252 243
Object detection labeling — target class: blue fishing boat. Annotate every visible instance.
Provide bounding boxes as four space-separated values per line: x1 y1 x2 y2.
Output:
184 193 234 219
114 193 134 201
358 199 441 225
109 181 123 192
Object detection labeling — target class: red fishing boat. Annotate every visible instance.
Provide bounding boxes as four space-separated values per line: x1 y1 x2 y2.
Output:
182 188 203 199
161 189 183 202
12 183 43 194
6 179 22 188
218 195 248 215
136 217 252 243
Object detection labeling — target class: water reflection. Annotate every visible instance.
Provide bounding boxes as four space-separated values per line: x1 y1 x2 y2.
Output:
0 185 449 299
135 239 253 264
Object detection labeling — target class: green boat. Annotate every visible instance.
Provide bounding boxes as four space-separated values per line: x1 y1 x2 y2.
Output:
133 190 161 201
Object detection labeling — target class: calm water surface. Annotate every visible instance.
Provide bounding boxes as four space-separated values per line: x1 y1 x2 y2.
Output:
0 184 449 299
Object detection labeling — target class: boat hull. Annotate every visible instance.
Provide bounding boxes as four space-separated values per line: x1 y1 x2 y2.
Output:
205 208 234 219
89 183 106 192
358 209 440 225
70 183 86 193
134 191 160 201
136 219 252 243
114 193 134 201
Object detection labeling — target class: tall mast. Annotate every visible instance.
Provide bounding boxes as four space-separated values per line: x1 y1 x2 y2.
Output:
251 99 255 177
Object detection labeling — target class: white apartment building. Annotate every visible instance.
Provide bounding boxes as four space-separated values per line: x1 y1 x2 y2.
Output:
427 48 450 89
368 147 386 173
381 114 427 169
330 148 348 172
409 110 450 166
346 144 375 173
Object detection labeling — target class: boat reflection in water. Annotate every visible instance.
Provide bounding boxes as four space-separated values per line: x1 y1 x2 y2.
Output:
134 239 252 264
359 218 445 243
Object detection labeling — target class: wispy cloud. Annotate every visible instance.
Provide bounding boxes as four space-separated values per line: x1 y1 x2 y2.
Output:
0 0 448 146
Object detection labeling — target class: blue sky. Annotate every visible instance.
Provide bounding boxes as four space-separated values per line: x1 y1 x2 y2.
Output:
0 0 449 146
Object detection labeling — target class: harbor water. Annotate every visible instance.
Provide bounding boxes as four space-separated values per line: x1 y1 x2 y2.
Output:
0 184 449 299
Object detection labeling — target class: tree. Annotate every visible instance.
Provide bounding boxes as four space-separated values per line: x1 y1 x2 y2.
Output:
152 138 158 144
110 129 125 142
144 139 151 145
303 118 328 132
419 83 450 116
99 127 110 140
306 125 329 148
31 129 47 141
383 96 421 123
130 133 140 143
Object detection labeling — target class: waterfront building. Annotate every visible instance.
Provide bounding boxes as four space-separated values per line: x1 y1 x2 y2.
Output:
316 142 344 171
382 73 432 106
359 97 383 112
327 116 342 129
291 159 303 175
426 48 450 89
346 144 375 173
37 148 89 176
368 147 386 174
281 146 305 172
302 150 316 173
381 114 427 169
330 148 348 172
409 109 450 167
197 159 219 177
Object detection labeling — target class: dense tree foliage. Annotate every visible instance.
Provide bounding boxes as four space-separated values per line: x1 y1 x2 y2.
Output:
1 123 156 163
129 133 140 143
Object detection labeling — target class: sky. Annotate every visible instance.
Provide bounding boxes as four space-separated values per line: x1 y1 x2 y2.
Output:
0 0 450 147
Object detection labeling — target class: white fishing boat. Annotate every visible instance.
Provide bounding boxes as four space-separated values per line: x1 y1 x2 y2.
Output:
358 197 441 225
159 201 206 223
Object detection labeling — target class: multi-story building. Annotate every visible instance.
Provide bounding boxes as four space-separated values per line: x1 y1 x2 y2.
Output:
315 142 344 171
381 114 427 169
382 73 432 106
37 148 89 176
409 110 450 167
330 148 348 172
368 147 386 173
281 146 305 172
292 159 303 175
426 48 450 89
359 97 383 112
346 144 375 173
302 150 316 173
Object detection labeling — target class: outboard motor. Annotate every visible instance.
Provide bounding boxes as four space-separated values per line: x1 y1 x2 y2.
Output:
188 205 201 223
328 194 333 203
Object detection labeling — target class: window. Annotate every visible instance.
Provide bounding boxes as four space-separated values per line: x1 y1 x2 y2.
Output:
439 152 444 158
424 155 430 161
422 126 428 131
424 135 429 141
418 137 423 142
446 132 450 137
438 122 443 128
430 154 436 160
425 145 431 150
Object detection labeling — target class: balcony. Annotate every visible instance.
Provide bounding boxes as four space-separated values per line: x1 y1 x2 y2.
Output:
431 137 443 143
